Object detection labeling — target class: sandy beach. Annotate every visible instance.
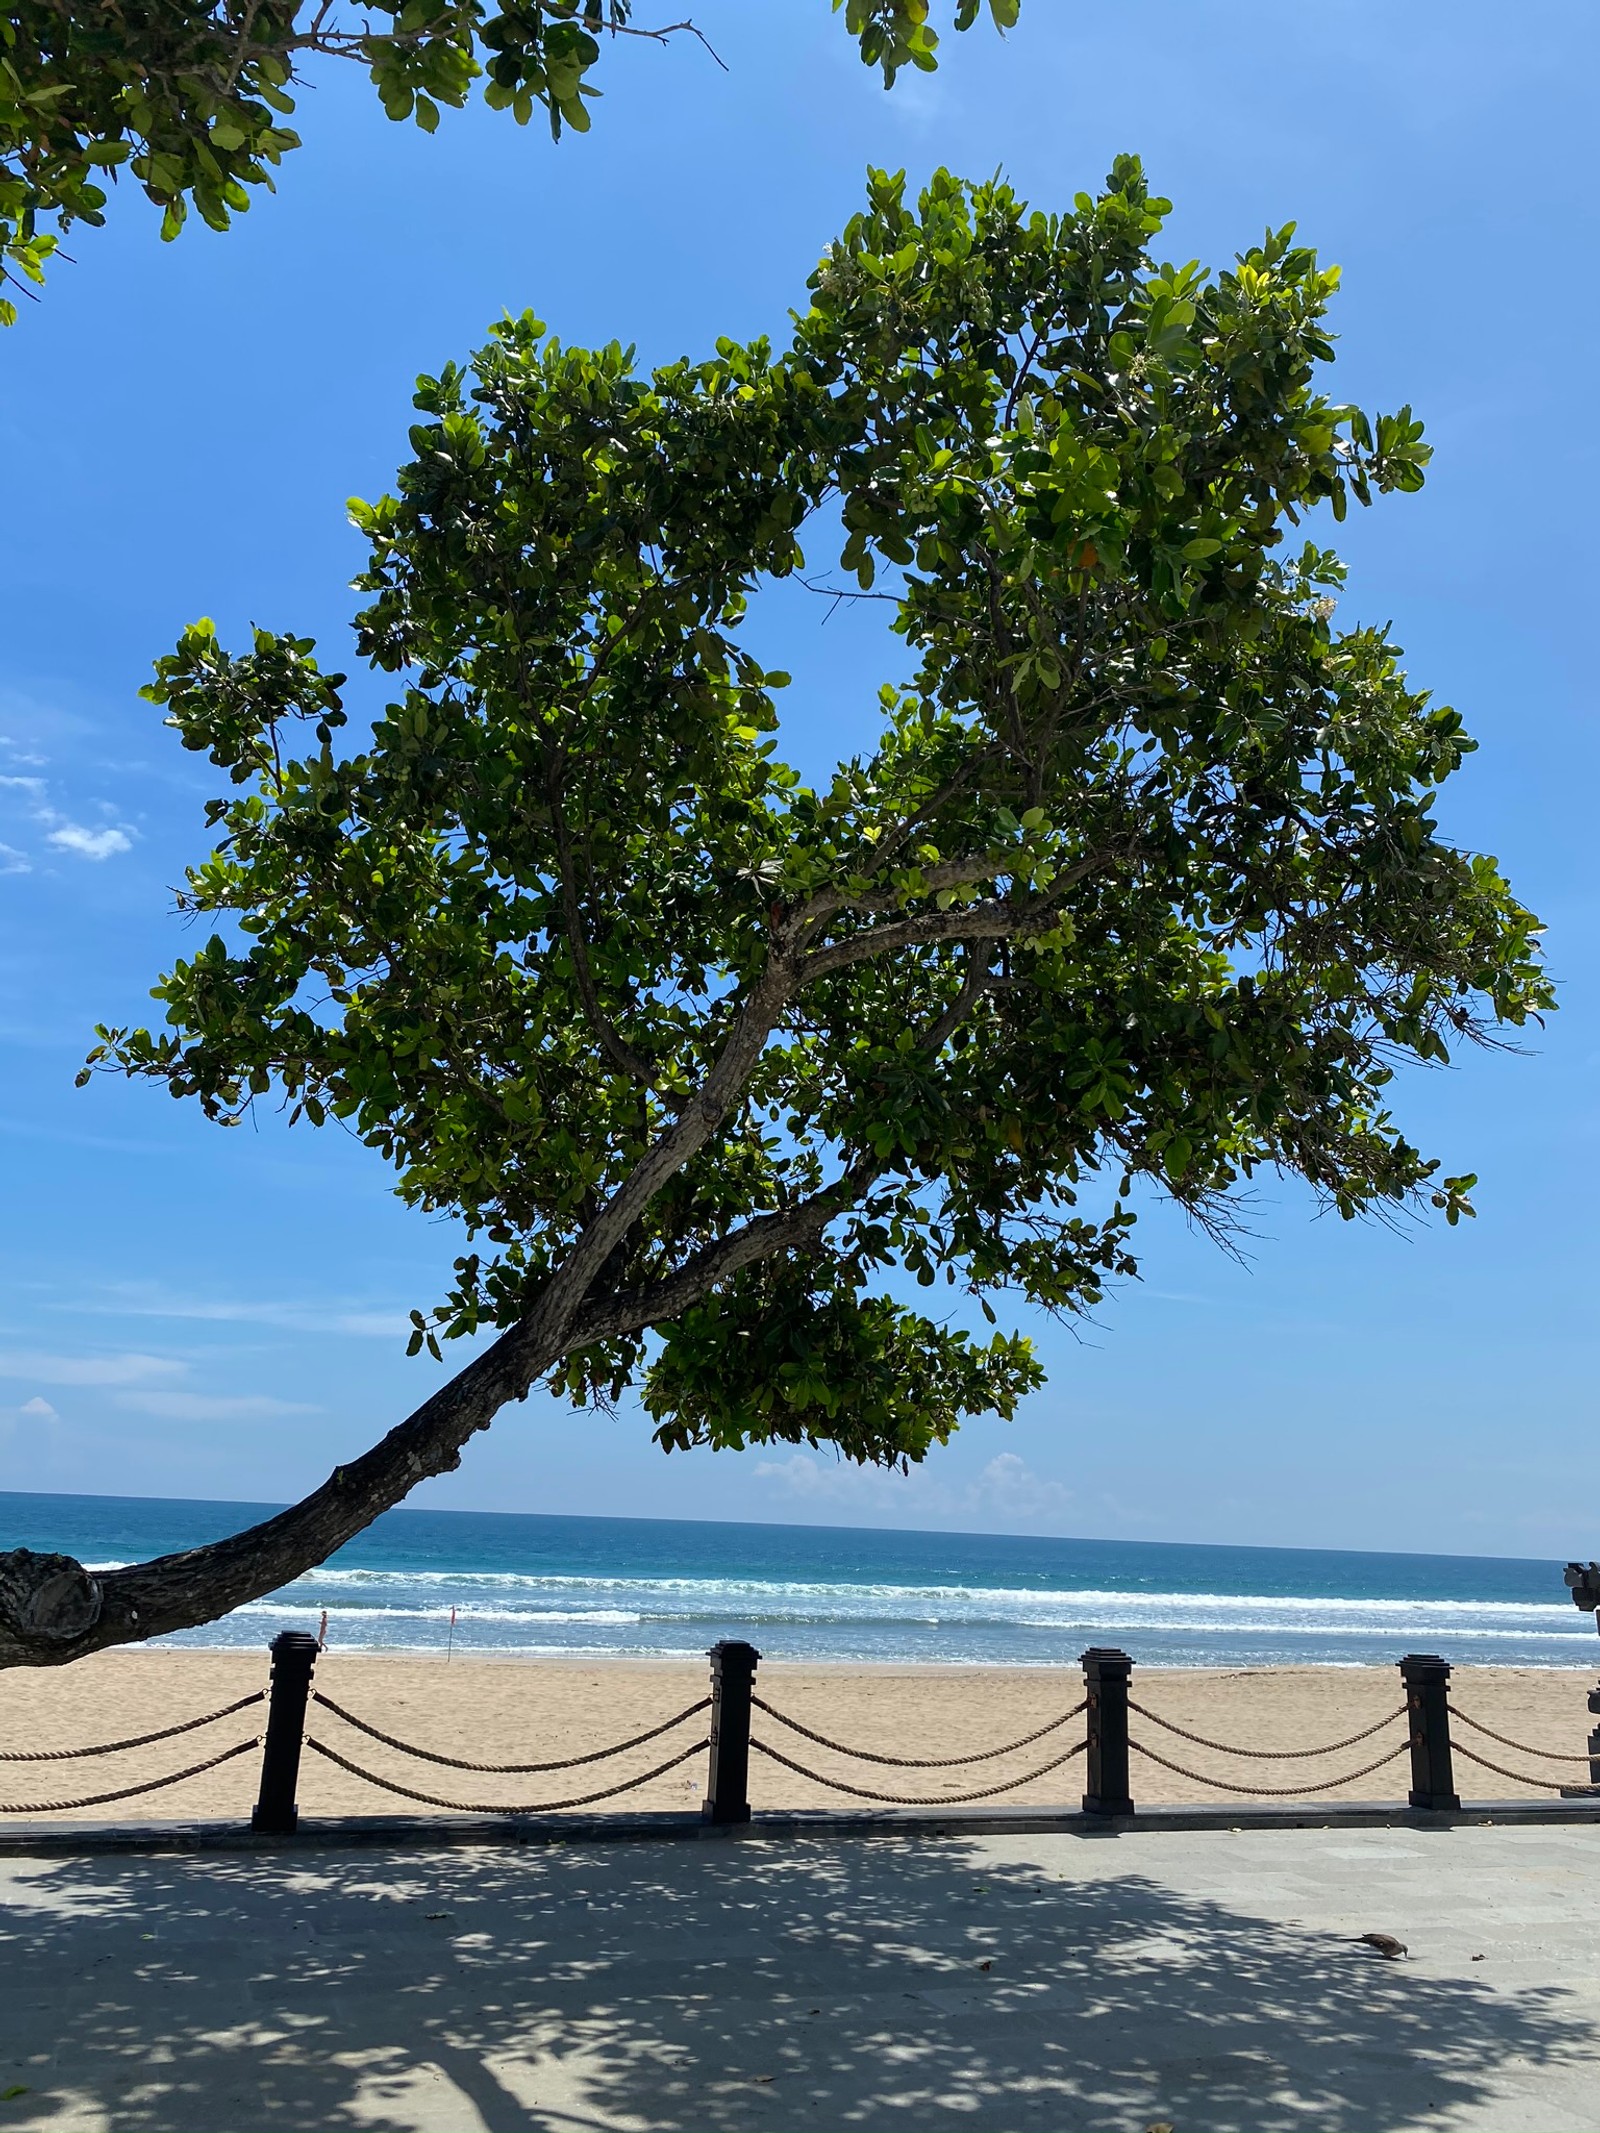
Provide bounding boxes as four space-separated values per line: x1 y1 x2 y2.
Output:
2 1651 1595 1825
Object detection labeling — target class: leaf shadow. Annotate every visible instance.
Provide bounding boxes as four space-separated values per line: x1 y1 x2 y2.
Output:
0 1827 1593 2130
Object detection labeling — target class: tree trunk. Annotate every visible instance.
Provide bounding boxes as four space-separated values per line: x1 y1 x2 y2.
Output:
0 1312 558 1669
0 905 968 1668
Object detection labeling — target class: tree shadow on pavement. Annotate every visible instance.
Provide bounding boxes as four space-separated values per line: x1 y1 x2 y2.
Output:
0 1830 1593 2132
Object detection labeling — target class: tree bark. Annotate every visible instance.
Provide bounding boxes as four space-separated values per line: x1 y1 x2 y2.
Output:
0 876 1038 1669
0 1310 561 1669
0 943 803 1668
0 1173 869 1668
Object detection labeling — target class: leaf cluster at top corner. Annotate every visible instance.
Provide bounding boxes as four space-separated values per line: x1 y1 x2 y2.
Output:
0 1 1029 320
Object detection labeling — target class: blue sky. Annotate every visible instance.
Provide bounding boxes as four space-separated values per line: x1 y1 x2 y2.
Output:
1 0 1595 1559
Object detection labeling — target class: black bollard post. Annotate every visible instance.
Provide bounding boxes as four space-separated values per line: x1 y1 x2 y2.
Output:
251 1631 320 1834
1399 1653 1460 1811
1081 1647 1134 1817
1563 1565 1600 1790
703 1639 760 1826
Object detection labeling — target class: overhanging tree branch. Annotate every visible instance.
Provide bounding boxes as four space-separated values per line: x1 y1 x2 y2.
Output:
2 160 1547 1666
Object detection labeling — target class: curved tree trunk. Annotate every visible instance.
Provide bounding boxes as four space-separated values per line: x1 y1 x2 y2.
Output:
0 884 1005 1670
0 1311 559 1669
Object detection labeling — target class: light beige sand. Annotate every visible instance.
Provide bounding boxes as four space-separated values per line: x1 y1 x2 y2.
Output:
2 1650 1594 1825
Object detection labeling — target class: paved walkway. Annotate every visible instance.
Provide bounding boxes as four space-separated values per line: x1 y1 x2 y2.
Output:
2 1822 1597 2130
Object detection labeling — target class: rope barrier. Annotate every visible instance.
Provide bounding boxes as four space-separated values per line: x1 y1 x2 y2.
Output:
0 1737 260 1815
0 1690 265 1764
1448 1707 1595 1764
1450 1741 1567 1793
749 1694 1088 1769
1128 1735 1409 1797
312 1692 711 1773
748 1733 1087 1806
303 1733 710 1815
1125 1698 1406 1762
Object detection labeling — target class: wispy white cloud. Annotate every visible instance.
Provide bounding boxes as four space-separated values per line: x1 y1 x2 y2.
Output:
0 1342 319 1425
72 1286 409 1339
0 841 29 875
113 1389 319 1422
753 1448 1077 1532
752 1454 900 1510
0 758 135 865
45 821 132 860
0 1349 185 1387
0 1117 182 1157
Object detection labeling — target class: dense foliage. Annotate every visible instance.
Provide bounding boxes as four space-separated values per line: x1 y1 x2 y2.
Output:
89 159 1550 1477
0 0 1019 320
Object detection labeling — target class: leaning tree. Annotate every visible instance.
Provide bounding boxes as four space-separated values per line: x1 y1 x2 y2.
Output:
0 158 1549 1665
0 0 1018 319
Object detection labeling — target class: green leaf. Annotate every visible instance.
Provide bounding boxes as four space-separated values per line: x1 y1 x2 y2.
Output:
87 160 1545 1498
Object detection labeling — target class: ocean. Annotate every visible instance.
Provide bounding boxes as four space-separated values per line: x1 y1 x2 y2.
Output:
1 1491 1592 1670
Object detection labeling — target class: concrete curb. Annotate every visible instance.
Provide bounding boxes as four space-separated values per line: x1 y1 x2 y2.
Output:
3 1794 1600 1859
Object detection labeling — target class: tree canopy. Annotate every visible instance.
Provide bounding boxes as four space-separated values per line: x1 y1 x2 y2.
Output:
0 156 1548 1664
0 0 1020 322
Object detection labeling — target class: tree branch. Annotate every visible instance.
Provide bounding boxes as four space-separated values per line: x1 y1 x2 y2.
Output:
794 846 1014 940
801 844 1121 981
574 1165 875 1344
529 943 800 1346
571 949 998 1343
0 912 1001 1666
802 890 1051 981
0 1304 565 1667
548 771 661 1091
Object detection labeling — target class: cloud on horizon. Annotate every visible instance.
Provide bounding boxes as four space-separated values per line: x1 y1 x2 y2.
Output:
0 1349 185 1387
67 1286 410 1339
753 1448 1077 1531
113 1389 320 1422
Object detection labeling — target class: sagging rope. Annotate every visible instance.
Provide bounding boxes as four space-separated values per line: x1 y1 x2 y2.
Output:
750 1693 1088 1769
1126 1697 1406 1762
1450 1741 1568 1793
1449 1706 1594 1763
312 1691 711 1773
0 1736 259 1815
748 1733 1087 1807
0 1690 265 1764
303 1733 710 1815
1128 1735 1409 1797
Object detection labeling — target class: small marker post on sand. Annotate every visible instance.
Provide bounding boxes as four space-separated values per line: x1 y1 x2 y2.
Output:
446 1604 457 1664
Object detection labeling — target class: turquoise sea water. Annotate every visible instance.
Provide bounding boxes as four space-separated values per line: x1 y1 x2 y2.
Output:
3 1491 1593 1669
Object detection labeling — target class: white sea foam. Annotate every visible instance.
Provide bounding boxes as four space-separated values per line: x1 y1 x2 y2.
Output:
289 1565 1575 1621
264 1572 1577 1647
232 1602 641 1625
